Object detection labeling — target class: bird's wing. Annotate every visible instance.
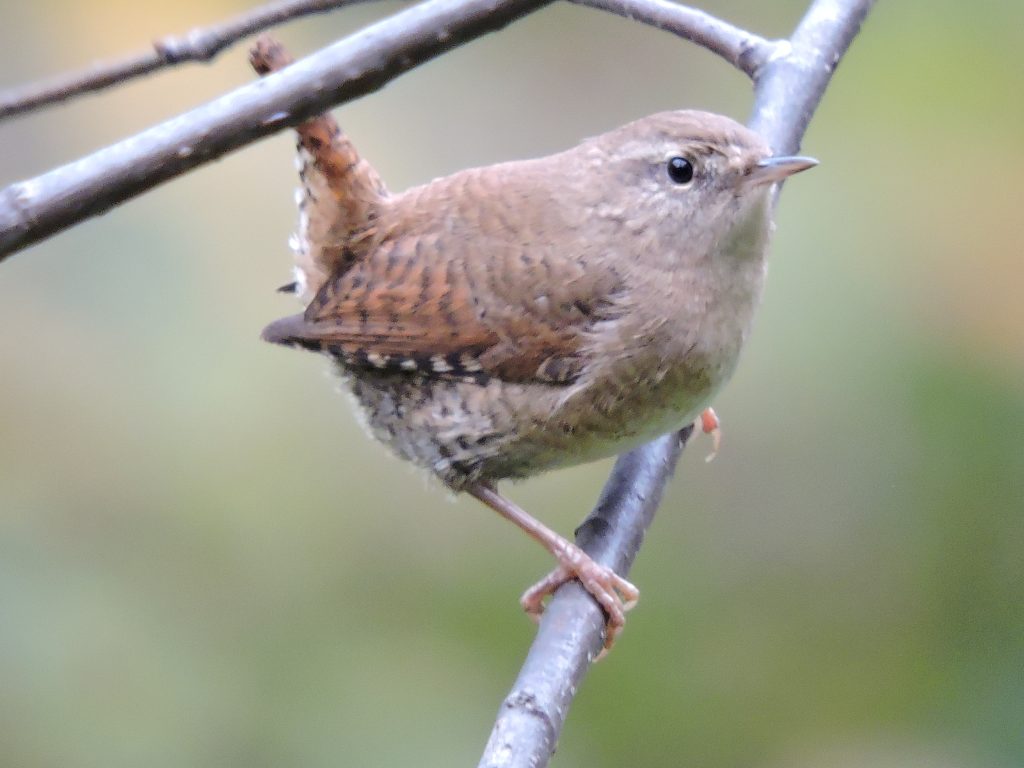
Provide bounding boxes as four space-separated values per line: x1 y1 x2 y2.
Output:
262 231 622 385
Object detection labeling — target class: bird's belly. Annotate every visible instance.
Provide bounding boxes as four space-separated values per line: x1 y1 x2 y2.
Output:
529 353 728 470
343 337 738 487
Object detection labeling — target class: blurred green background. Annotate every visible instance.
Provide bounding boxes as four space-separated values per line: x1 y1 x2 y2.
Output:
1 1 1022 766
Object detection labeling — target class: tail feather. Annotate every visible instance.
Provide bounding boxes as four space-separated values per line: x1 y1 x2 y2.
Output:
261 313 321 351
250 36 387 304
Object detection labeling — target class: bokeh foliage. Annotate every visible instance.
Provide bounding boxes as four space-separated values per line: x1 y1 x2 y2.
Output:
1 1 1021 766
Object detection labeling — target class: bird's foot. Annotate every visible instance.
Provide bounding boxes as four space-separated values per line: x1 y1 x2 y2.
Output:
464 482 638 658
520 550 639 657
697 407 722 462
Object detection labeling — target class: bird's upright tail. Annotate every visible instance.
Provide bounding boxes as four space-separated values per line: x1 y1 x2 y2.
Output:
249 35 388 304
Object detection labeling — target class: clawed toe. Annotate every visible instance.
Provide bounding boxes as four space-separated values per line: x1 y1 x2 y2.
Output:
698 407 722 462
520 556 639 655
520 564 572 622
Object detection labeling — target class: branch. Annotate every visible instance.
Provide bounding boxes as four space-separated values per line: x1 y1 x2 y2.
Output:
0 0 776 262
478 2 875 767
0 0 377 121
570 0 779 78
749 0 875 152
479 429 690 766
0 0 557 261
0 0 777 123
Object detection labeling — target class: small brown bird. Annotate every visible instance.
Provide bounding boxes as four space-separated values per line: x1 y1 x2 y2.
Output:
250 38 815 651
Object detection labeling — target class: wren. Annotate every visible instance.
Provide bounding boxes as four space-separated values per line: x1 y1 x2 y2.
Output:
250 37 815 652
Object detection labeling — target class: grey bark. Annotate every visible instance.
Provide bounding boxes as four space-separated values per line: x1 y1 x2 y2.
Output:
0 0 775 261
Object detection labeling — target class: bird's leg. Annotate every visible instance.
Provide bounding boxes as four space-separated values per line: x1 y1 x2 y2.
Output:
466 482 639 653
697 406 722 462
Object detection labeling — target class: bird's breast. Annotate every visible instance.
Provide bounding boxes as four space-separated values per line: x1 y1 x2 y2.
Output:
546 235 769 465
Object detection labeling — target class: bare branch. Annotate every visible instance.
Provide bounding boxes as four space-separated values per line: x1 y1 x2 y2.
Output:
0 0 558 261
0 0 377 121
479 429 690 767
749 0 876 152
478 2 875 766
0 0 775 123
571 0 779 79
0 0 773 261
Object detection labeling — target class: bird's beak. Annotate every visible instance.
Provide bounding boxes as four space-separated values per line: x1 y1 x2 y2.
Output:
746 155 818 186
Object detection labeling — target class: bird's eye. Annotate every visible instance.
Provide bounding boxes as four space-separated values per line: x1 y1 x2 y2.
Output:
667 156 694 185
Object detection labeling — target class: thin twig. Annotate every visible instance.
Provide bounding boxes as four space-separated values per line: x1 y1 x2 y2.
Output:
0 0 781 262
0 0 777 123
0 0 558 260
570 0 779 79
477 1 875 766
0 0 379 121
